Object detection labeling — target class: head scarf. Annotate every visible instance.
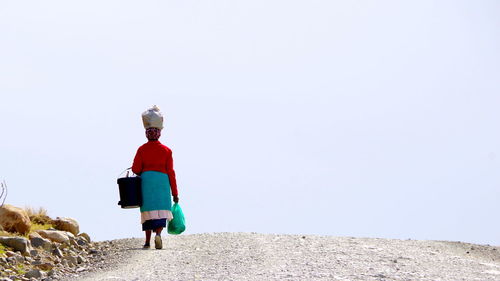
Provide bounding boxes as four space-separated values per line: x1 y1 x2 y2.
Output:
145 127 161 141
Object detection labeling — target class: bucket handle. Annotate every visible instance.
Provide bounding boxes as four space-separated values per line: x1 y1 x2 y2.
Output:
117 167 137 179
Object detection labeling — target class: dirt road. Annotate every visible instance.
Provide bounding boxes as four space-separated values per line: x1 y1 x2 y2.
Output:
71 233 500 281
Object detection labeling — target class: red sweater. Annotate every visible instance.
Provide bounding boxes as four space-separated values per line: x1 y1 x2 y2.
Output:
132 141 178 197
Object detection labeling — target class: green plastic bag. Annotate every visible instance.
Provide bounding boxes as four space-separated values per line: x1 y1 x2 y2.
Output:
168 203 186 235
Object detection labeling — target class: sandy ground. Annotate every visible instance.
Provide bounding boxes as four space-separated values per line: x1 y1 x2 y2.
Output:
68 233 500 281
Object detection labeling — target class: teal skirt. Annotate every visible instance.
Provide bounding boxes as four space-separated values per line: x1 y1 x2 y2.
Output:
140 171 172 213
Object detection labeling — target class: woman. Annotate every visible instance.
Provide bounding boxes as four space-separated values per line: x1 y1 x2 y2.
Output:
132 127 179 249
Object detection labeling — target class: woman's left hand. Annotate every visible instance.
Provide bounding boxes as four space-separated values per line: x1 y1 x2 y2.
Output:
173 196 179 203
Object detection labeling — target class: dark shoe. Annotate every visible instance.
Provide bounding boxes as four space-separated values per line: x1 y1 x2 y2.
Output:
143 243 150 249
155 235 162 249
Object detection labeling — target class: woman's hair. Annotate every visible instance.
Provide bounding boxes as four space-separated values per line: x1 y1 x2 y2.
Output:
145 127 161 141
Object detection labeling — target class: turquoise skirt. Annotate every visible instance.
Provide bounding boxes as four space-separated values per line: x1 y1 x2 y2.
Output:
140 171 172 213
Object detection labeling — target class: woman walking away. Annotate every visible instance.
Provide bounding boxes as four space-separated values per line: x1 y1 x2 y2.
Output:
132 106 179 249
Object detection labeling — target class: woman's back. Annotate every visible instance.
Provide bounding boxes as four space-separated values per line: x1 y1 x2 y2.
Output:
132 141 172 174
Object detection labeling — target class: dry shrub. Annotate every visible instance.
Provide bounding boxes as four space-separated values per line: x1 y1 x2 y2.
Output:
24 206 52 226
24 206 47 217
0 230 16 237
0 244 7 257
30 223 53 232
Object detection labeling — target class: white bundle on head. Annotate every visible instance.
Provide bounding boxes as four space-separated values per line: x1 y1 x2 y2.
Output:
142 105 164 129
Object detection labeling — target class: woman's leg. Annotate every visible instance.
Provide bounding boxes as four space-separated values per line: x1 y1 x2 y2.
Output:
154 227 163 249
155 227 162 236
145 230 152 245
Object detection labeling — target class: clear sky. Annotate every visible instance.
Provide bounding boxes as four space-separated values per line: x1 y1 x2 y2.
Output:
1 1 499 245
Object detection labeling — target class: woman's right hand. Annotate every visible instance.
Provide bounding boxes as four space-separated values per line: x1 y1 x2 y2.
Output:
173 196 179 203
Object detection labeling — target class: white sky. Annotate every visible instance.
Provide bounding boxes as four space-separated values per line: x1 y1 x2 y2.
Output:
1 0 499 245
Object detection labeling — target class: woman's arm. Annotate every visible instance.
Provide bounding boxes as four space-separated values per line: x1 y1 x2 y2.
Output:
131 148 143 175
166 149 178 201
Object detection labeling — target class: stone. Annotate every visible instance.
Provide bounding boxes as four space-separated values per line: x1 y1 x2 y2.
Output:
52 217 79 236
28 232 42 239
30 237 53 251
5 251 16 257
35 262 54 270
36 230 70 244
77 255 86 264
0 237 31 255
52 247 63 258
29 249 39 257
14 255 24 263
24 269 42 279
77 238 88 246
64 255 78 266
70 238 79 247
78 233 91 243
0 205 31 235
6 251 25 263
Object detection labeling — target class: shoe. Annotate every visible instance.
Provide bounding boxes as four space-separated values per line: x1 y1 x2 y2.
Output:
155 235 162 249
143 243 150 249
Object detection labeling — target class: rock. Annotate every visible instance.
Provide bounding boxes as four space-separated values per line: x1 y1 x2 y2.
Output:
0 205 31 235
28 232 42 239
6 251 24 263
52 247 63 258
47 269 56 277
77 255 86 264
52 256 61 264
29 249 39 257
30 237 53 251
36 262 54 271
76 237 88 246
52 217 79 236
78 233 91 243
37 230 71 244
70 238 79 248
5 251 16 257
14 255 24 263
64 255 78 266
0 237 31 255
24 269 43 279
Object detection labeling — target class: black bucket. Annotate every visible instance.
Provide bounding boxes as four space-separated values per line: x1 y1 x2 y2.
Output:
117 173 142 209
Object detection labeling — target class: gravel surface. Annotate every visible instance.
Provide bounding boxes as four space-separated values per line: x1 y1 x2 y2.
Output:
68 233 500 281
